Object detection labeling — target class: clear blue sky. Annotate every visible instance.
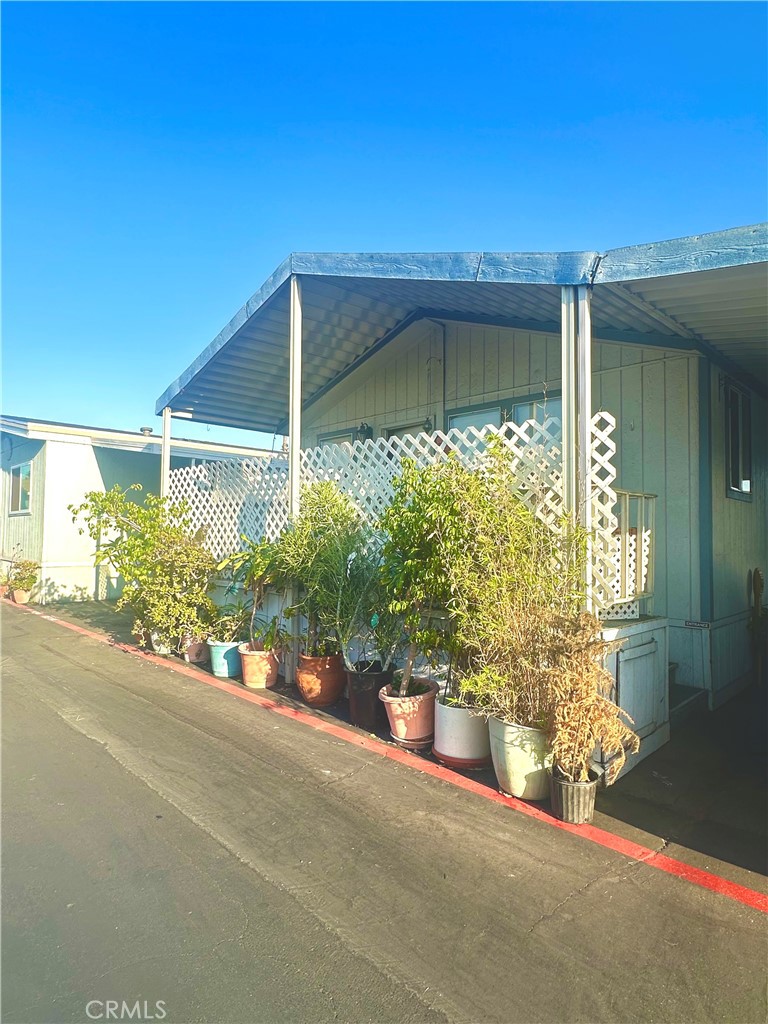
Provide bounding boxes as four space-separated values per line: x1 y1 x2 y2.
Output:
3 1 766 448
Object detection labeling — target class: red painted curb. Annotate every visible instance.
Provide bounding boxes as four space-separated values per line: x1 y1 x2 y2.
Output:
8 600 768 915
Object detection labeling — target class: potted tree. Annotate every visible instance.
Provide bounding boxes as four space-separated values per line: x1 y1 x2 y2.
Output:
328 527 404 731
450 440 588 799
378 458 469 750
218 536 287 689
276 482 359 707
548 613 639 823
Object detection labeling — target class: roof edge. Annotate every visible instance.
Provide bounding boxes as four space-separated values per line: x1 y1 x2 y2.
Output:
154 224 768 414
596 223 768 283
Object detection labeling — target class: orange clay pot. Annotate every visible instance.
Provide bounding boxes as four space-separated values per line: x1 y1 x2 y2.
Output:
295 653 345 707
378 677 440 750
238 642 279 689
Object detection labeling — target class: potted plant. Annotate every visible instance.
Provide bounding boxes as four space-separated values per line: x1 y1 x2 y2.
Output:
70 485 217 655
218 536 287 689
206 600 252 679
276 482 361 707
548 613 640 823
328 528 404 731
450 439 589 799
6 557 40 604
378 458 470 749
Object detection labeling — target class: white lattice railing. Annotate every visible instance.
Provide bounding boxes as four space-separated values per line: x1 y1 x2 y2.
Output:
600 489 656 620
168 415 635 611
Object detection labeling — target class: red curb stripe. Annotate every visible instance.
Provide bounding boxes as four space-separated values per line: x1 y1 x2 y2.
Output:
9 601 768 915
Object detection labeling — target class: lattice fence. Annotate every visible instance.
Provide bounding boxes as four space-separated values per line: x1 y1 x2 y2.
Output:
168 414 630 609
168 455 290 559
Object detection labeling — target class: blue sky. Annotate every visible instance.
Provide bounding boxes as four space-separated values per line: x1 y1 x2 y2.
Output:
3 1 766 448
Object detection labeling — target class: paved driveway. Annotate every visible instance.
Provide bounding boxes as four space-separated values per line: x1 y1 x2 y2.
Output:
3 606 767 1024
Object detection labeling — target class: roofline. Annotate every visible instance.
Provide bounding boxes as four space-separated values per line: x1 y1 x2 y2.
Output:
0 416 276 457
155 223 768 414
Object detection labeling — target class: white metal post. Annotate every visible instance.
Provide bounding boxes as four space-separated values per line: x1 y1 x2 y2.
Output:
561 285 593 609
287 275 303 685
561 287 578 517
288 274 303 519
160 406 172 498
577 286 593 607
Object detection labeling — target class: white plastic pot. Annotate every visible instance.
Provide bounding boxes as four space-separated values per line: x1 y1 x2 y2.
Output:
433 701 492 769
488 717 551 800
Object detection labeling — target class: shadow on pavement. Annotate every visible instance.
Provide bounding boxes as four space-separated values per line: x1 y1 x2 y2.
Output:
25 599 768 886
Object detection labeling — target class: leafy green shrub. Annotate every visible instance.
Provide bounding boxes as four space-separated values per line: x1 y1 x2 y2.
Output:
69 485 217 651
7 558 40 592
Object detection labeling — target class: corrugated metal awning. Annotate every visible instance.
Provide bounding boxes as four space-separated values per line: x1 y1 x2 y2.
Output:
156 225 767 433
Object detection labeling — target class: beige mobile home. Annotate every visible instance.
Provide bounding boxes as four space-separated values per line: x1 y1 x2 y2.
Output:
0 417 275 603
154 225 767 772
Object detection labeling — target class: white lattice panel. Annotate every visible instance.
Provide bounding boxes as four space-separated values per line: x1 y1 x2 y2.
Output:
168 456 289 559
300 417 566 533
589 411 620 611
169 416 625 610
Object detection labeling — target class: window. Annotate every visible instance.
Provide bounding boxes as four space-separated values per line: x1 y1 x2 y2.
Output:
318 429 355 448
10 462 31 513
386 422 429 440
447 395 562 434
725 384 752 498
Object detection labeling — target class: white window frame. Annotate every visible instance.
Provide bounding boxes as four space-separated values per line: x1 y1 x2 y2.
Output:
10 461 32 515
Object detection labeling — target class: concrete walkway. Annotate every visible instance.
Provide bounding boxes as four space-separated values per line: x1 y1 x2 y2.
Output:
3 603 767 1024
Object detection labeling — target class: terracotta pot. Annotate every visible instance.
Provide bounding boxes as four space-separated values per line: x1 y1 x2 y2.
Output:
11 590 31 605
239 642 279 689
182 640 210 665
295 654 345 707
378 677 439 750
0 584 9 599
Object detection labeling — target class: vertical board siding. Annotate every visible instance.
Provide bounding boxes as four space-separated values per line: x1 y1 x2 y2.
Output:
0 437 46 566
304 320 709 683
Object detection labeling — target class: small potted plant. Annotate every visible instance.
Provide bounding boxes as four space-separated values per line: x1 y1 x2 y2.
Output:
7 557 40 604
548 613 640 823
206 601 252 679
218 536 287 689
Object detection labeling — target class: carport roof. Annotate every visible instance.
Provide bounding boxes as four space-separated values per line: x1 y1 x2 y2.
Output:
156 224 768 433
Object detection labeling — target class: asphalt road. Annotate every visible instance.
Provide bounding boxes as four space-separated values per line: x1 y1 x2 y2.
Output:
2 607 767 1024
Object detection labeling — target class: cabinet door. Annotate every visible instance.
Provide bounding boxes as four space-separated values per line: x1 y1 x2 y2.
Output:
617 638 661 739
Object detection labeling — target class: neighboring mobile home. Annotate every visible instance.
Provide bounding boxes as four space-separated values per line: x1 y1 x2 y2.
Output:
0 416 276 603
154 225 767 772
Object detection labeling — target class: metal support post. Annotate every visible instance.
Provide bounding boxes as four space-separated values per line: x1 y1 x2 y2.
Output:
160 406 172 498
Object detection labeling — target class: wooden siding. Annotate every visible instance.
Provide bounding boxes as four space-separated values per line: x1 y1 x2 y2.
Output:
592 344 701 631
0 435 46 569
305 318 700 626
